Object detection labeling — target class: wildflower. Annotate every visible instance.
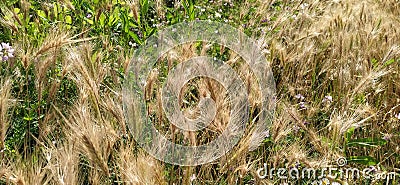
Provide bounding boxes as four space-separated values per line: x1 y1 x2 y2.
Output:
300 3 309 10
320 178 330 185
190 174 196 182
292 125 300 133
129 42 138 47
0 42 15 61
86 13 92 18
322 95 333 103
382 133 392 141
263 130 270 138
294 94 305 101
395 112 400 119
45 152 51 161
215 12 221 18
299 102 306 109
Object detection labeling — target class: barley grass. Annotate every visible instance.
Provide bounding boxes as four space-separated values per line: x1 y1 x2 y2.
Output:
0 0 399 184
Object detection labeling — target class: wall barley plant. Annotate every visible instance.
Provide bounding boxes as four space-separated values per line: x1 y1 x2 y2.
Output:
0 0 399 184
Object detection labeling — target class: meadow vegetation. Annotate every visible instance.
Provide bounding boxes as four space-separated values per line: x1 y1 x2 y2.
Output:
0 0 399 184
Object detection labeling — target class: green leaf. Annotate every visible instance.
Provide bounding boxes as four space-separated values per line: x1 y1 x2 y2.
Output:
348 156 378 166
65 15 72 24
384 59 395 66
99 12 106 27
108 7 120 26
14 8 20 14
347 137 387 147
23 116 33 121
140 0 149 17
129 31 141 44
37 10 47 19
371 58 379 68
113 6 120 19
86 18 93 25
53 2 59 17
345 127 355 141
263 138 273 143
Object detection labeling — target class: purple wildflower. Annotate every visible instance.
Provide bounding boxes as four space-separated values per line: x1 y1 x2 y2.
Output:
382 133 392 141
292 125 300 133
0 42 14 61
295 94 305 101
299 101 306 109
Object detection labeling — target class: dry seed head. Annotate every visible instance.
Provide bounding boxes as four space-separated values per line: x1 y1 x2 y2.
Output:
0 79 12 151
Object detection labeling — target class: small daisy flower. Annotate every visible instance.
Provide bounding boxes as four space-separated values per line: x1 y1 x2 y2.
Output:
263 130 270 138
395 112 400 119
322 95 333 103
300 3 309 10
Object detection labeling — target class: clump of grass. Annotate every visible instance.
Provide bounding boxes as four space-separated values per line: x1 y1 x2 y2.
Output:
0 79 12 156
